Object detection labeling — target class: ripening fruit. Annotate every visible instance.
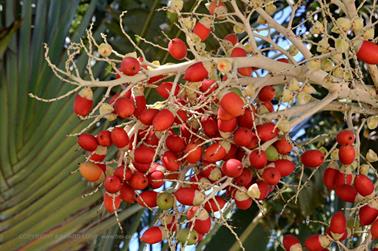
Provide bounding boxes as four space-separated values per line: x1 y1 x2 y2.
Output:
157 192 175 210
97 130 112 146
162 151 180 171
233 127 253 146
156 82 180 99
201 116 219 137
300 150 324 168
256 122 279 142
134 145 155 164
98 43 112 57
137 190 157 208
129 172 149 190
275 159 295 177
141 226 165 244
356 41 378 65
335 184 357 202
336 130 355 145
174 187 205 206
247 182 271 200
217 106 235 121
111 127 129 148
166 134 186 153
184 62 209 82
120 184 135 203
230 47 253 76
133 95 146 117
176 229 199 245
282 235 301 251
338 145 355 165
334 170 353 187
103 193 121 213
204 142 227 162
204 196 226 212
262 167 281 185
220 92 245 117
74 88 93 117
104 175 122 193
354 174 374 196
148 169 165 189
120 57 140 76
305 235 331 251
114 165 132 182
168 38 187 60
329 211 347 240
224 33 238 46
200 79 217 93
274 137 292 154
323 167 339 190
187 207 211 234
184 143 202 163
238 107 254 128
78 133 98 151
234 189 253 210
114 97 135 118
79 162 103 182
234 168 253 187
266 146 279 161
359 204 378 225
139 108 158 125
258 85 275 102
221 158 243 177
192 18 211 41
218 118 237 133
249 150 267 169
372 219 378 239
152 109 175 131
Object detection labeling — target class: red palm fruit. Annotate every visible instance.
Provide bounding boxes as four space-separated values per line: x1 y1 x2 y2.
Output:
234 168 253 187
148 170 164 189
114 165 132 182
141 226 166 244
156 82 180 99
249 150 267 169
114 97 135 118
133 162 150 173
162 151 180 171
233 127 253 147
137 191 157 208
111 127 129 148
166 134 186 153
247 182 271 200
201 116 219 137
354 174 374 196
234 189 253 210
103 193 121 213
168 38 187 60
129 171 149 190
339 145 355 165
104 175 122 193
79 162 103 182
174 187 205 206
175 109 187 124
73 88 93 117
262 167 281 185
90 146 107 162
120 57 140 76
300 150 324 168
200 164 221 181
153 109 175 131
217 106 235 120
223 144 238 160
97 130 111 146
359 204 378 225
78 134 98 151
139 108 158 125
200 79 218 94
223 33 238 46
262 101 274 112
218 118 237 132
144 131 159 146
277 58 289 63
184 62 208 82
336 130 355 145
329 211 347 239
204 143 227 162
204 196 226 212
187 207 211 234
282 235 301 251
274 137 292 154
207 0 226 15
230 47 253 76
247 132 258 149
147 74 164 84
256 122 279 142
323 167 339 190
192 18 211 41
133 95 146 117
120 184 135 203
305 235 331 251
134 145 155 164
334 170 353 186
335 184 357 202
221 158 243 177
238 107 254 128
275 159 295 177
258 85 275 102
220 92 245 117
356 41 378 65
372 220 378 239
184 143 202 163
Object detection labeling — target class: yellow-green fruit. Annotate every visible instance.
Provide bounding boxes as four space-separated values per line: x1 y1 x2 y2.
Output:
266 146 279 161
177 229 198 245
157 192 175 210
